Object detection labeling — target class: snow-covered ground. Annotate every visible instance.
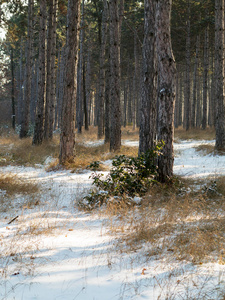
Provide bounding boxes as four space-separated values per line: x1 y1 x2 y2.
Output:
1 139 225 300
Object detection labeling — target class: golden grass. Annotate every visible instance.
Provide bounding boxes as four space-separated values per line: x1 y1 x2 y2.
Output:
175 127 215 141
0 173 39 196
0 135 59 166
99 177 225 265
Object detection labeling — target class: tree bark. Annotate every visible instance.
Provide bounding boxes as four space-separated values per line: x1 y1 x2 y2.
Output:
10 48 15 130
215 0 225 149
109 0 121 151
191 35 200 128
59 0 81 163
20 0 33 138
139 0 157 154
33 0 46 145
184 0 191 131
98 0 108 139
202 27 209 130
156 0 176 182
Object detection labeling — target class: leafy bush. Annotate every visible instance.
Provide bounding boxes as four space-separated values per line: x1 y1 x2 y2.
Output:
81 142 164 208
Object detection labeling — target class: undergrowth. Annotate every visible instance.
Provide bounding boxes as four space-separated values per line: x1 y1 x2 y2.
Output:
80 142 164 209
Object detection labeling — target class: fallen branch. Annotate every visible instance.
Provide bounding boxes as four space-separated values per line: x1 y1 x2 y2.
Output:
7 215 19 225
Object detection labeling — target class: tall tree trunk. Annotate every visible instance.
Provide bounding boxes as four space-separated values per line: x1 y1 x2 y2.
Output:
202 27 209 130
98 0 108 139
83 63 88 131
139 0 157 154
191 35 200 128
156 0 176 182
184 0 191 131
105 68 110 143
49 0 57 137
44 0 54 139
215 0 225 149
76 0 84 134
20 0 33 138
109 0 121 151
85 37 92 127
59 0 80 163
10 48 15 130
174 66 179 128
33 0 46 145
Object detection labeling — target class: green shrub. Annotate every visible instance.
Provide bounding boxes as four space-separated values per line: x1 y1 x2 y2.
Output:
81 142 164 209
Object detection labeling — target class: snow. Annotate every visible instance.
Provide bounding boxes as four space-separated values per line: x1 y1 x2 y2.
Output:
1 139 225 299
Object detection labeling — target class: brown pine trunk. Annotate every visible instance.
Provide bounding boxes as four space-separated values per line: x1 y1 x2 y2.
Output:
139 0 157 154
202 27 209 130
215 0 225 149
20 0 33 138
191 35 200 128
59 0 81 163
98 0 108 139
156 0 176 182
109 0 121 152
33 0 46 145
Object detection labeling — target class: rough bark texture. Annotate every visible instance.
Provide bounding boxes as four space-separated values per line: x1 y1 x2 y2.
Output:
76 0 84 134
33 0 46 145
44 0 54 139
191 35 200 128
20 0 33 138
202 27 209 130
184 0 191 131
98 0 108 139
109 0 121 151
215 0 225 149
156 0 176 182
59 0 80 164
11 48 15 130
139 0 157 154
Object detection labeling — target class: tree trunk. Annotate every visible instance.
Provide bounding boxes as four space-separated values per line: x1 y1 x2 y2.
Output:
44 0 54 139
184 0 191 131
105 68 110 143
10 48 15 130
109 0 121 151
202 27 209 130
76 0 84 134
20 0 33 138
33 0 46 145
156 0 176 182
215 0 225 149
98 0 108 139
139 0 157 154
191 35 200 128
59 0 81 163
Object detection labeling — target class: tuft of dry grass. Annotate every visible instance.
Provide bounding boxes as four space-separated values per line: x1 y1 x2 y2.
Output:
0 173 39 196
0 135 60 166
175 127 215 141
98 177 225 265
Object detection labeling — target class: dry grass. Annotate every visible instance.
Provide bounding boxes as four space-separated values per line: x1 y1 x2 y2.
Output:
99 176 225 265
0 127 139 170
0 173 39 196
175 127 215 141
0 135 59 166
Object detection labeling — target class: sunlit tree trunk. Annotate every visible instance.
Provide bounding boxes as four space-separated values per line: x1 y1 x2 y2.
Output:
59 0 80 163
156 0 176 182
215 0 225 149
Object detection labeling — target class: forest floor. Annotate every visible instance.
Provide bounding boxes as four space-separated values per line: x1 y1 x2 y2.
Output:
1 126 225 300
